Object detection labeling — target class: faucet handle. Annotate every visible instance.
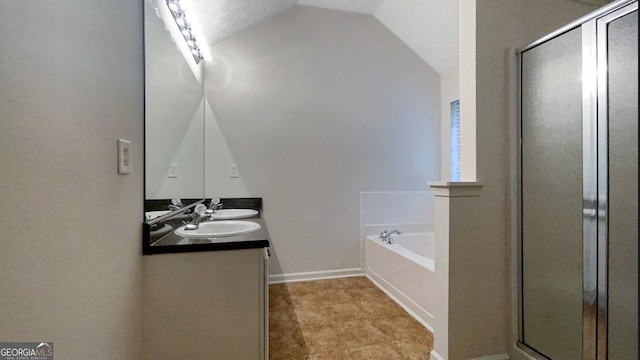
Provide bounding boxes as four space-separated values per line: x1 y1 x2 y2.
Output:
209 198 224 211
209 197 221 208
194 203 208 216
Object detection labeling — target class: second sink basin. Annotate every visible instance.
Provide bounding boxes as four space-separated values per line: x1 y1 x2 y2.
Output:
209 209 259 220
175 220 261 238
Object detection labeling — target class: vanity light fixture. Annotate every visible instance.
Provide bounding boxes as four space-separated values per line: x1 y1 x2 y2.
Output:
166 0 202 63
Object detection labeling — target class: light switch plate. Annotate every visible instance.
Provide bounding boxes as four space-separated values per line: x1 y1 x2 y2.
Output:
117 139 131 174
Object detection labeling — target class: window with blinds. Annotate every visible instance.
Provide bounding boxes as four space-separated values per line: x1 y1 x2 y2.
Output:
450 100 461 181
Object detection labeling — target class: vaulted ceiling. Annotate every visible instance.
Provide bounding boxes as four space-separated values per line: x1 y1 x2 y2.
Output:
187 0 390 45
187 0 459 74
187 0 296 45
184 0 611 75
299 0 386 14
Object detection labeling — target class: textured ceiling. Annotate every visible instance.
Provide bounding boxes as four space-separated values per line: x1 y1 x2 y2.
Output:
187 0 387 45
185 0 458 74
299 0 385 14
188 0 297 45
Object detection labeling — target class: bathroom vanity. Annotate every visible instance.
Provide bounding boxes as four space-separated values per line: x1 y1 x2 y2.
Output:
142 198 269 360
142 1 269 357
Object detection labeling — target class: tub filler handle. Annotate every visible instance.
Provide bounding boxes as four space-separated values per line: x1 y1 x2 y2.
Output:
379 230 401 244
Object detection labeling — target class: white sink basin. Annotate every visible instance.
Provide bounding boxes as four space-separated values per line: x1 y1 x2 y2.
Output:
209 209 259 220
175 220 261 238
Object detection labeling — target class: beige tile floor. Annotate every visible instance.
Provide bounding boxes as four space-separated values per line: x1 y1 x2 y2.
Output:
269 276 434 359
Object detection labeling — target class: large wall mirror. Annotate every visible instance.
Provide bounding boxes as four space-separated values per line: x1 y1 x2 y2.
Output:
144 0 205 218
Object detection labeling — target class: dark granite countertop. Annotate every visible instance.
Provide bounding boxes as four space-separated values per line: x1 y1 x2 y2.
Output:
142 198 269 255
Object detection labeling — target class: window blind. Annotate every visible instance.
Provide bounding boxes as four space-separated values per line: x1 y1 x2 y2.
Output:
450 100 461 181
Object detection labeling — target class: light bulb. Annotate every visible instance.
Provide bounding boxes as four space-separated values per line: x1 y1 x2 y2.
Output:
175 17 187 27
167 0 181 12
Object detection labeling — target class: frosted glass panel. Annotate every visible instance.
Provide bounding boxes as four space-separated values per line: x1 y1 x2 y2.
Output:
606 10 638 360
521 27 583 359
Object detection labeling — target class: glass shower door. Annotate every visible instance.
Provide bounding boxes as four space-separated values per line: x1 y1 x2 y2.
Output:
519 2 638 359
520 27 585 360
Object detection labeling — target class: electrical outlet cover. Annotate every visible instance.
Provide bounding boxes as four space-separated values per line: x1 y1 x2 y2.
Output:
168 163 178 178
230 164 239 178
118 139 131 174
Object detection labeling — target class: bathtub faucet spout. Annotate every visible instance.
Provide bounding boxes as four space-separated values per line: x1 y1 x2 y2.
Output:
379 230 401 244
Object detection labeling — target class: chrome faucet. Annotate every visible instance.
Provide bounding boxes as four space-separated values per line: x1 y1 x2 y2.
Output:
208 198 223 213
182 198 223 231
184 213 209 230
379 230 401 244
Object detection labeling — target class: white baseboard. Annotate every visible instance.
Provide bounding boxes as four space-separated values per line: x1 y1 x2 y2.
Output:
366 271 435 333
431 350 509 360
431 350 446 360
268 268 364 284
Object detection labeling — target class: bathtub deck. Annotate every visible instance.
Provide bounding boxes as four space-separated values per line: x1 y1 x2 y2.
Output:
269 276 434 359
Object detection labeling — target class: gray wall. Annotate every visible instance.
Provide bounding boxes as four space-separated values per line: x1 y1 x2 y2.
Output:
0 1 144 358
205 6 440 276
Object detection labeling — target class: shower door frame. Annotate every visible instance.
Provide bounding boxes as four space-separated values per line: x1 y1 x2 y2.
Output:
595 3 638 359
515 1 638 359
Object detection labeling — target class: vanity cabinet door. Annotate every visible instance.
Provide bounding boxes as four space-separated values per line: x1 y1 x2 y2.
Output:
261 248 269 360
144 249 264 360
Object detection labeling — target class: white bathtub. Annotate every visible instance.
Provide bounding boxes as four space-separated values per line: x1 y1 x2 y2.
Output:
365 232 436 331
